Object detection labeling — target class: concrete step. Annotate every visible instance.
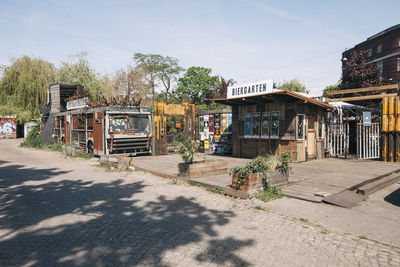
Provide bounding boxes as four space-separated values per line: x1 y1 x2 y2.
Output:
357 173 400 196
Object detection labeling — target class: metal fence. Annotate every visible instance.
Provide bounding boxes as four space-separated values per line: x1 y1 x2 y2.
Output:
357 123 380 159
328 123 349 157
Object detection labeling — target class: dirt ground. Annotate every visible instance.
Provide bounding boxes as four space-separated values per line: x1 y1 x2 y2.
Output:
1 139 399 266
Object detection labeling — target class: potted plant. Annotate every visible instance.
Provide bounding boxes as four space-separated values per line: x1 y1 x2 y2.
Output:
177 137 228 178
230 152 291 191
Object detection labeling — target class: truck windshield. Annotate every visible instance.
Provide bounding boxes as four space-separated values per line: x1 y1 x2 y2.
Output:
128 115 150 134
110 118 127 133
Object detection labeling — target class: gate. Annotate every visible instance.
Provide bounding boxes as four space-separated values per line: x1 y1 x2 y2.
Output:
327 123 349 157
152 103 199 155
357 122 380 159
328 122 380 159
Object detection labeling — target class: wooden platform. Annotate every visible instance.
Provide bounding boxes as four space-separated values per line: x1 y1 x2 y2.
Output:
282 158 400 202
130 154 400 201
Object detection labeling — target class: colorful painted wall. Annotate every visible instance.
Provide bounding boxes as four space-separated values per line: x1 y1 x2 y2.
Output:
0 117 17 139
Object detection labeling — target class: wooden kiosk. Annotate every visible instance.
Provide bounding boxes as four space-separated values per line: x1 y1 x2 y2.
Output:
213 82 333 162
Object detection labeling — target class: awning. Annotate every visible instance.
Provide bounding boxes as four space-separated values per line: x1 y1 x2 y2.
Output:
212 90 334 110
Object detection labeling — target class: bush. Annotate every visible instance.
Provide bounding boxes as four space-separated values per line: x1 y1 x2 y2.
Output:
20 123 44 148
178 137 200 164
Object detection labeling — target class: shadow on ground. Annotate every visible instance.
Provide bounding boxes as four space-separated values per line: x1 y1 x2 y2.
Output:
384 186 400 207
0 162 252 266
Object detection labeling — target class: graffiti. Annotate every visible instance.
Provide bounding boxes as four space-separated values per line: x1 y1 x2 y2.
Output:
0 118 17 138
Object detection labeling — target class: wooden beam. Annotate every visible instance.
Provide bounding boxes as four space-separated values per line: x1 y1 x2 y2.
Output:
326 84 398 96
329 93 398 102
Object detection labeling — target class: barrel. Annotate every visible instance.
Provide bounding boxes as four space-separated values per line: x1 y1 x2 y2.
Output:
389 96 395 115
382 97 389 115
389 115 395 132
395 96 400 115
382 114 389 132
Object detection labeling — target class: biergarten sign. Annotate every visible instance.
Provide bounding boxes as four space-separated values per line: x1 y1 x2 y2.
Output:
227 79 273 99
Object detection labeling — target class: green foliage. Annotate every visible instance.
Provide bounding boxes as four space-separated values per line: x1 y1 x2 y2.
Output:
276 151 291 174
48 142 63 152
215 186 224 194
322 84 339 97
0 56 55 122
278 79 307 93
178 137 200 164
77 151 93 159
57 52 109 100
20 123 44 148
256 185 282 202
230 152 291 187
133 53 184 99
175 66 219 104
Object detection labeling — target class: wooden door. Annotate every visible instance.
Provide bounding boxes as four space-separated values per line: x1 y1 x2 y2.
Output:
307 115 317 159
93 112 104 154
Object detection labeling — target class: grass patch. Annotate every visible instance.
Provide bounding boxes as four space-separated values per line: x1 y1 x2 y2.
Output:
170 179 178 185
97 162 117 172
77 152 93 159
215 186 224 194
256 186 282 202
47 142 63 152
321 230 329 234
299 217 308 223
359 235 367 240
188 180 200 186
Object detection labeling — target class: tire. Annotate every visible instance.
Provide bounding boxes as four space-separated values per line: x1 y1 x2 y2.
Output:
87 140 94 154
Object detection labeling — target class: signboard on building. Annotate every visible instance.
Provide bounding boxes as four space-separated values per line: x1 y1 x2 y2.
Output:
227 80 273 99
67 97 89 110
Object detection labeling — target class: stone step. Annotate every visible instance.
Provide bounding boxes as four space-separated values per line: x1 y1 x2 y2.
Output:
357 173 400 196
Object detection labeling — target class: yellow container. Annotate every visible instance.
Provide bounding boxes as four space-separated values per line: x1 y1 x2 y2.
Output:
396 97 400 115
389 96 395 115
382 97 389 115
389 115 396 132
382 114 389 132
396 115 400 132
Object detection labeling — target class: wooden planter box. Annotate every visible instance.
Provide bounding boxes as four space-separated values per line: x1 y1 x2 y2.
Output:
178 160 228 178
231 172 260 191
269 170 289 185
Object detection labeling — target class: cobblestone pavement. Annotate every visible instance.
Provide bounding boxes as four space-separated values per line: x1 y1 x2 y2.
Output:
1 140 400 266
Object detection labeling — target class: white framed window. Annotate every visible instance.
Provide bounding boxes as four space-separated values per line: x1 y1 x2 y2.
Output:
318 114 324 140
377 44 382 54
244 113 252 137
377 60 383 76
297 114 305 140
397 56 400 72
367 49 372 58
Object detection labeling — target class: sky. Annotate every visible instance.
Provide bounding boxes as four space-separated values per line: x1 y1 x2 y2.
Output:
0 0 399 95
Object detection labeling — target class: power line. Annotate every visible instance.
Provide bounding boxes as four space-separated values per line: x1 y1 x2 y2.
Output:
265 49 343 74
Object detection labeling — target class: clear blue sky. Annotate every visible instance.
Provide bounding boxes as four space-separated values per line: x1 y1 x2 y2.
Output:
1 0 399 94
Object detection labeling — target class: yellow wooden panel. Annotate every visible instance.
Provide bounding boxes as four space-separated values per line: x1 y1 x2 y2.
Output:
164 104 185 115
389 96 395 115
382 97 389 115
329 93 397 102
382 115 389 132
326 84 398 96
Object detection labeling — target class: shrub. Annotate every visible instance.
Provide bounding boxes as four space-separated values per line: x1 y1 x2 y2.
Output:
178 137 200 164
20 123 43 148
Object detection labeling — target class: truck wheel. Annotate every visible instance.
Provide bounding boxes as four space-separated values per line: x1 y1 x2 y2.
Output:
87 140 94 154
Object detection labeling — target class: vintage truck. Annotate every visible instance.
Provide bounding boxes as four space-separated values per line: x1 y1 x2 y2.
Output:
52 105 152 156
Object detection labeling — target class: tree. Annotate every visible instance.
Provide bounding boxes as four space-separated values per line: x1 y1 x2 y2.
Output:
278 79 307 93
57 52 108 100
341 50 384 89
133 53 184 100
322 84 339 97
206 77 235 100
112 65 152 107
175 67 219 104
0 56 56 122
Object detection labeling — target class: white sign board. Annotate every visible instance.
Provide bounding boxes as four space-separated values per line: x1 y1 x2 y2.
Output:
227 80 273 99
67 97 89 110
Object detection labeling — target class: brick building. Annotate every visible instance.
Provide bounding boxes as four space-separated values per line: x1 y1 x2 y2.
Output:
342 24 400 84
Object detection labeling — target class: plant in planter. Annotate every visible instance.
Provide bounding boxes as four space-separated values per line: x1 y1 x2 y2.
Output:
230 156 270 190
177 137 228 178
230 152 291 191
178 137 200 164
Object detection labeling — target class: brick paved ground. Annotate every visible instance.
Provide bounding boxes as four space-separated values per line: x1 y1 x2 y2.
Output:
1 139 399 266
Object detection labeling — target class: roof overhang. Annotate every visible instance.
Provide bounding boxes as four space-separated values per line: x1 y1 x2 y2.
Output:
212 90 334 110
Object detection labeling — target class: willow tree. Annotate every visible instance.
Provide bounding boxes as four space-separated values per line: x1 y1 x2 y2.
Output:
57 52 110 100
0 56 56 122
